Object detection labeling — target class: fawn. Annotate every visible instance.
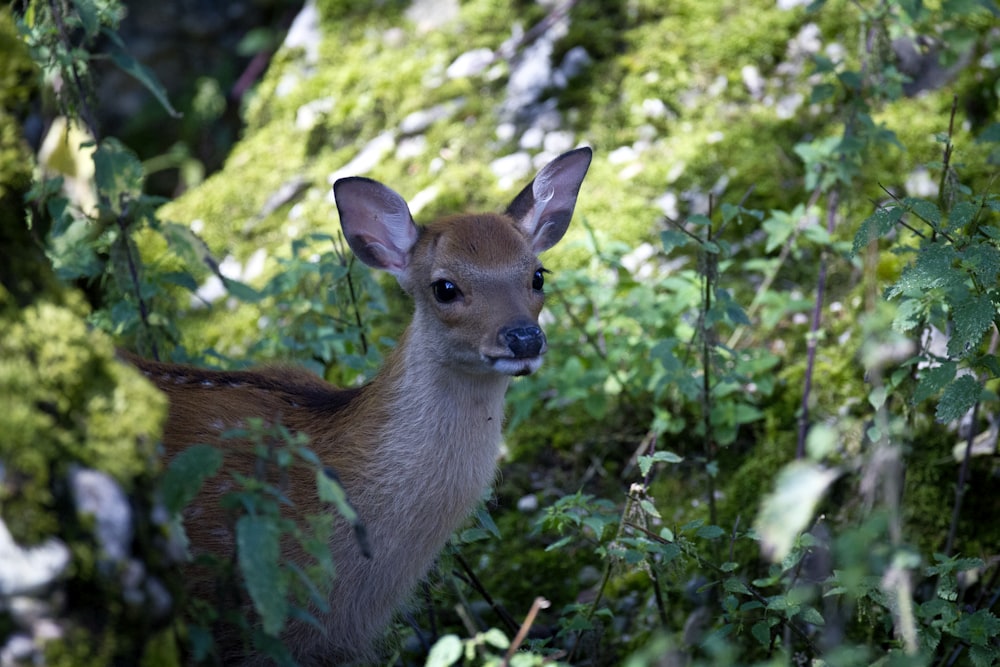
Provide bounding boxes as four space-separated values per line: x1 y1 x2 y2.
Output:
128 147 592 663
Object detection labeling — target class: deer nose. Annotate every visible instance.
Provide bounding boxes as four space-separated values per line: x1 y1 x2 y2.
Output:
501 325 546 358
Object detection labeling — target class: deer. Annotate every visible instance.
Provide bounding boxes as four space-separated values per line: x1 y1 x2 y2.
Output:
126 147 592 665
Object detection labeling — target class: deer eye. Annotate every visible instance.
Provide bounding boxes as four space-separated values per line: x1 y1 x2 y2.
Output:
532 269 547 291
431 279 462 303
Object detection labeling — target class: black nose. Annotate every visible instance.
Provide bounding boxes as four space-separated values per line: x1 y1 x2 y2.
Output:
502 325 546 358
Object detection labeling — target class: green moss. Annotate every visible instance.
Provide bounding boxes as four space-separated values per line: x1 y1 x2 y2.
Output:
0 286 167 543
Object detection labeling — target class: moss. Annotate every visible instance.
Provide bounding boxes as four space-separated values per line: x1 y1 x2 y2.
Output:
0 286 167 543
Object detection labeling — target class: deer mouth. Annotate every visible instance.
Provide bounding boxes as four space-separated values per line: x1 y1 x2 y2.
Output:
486 355 543 376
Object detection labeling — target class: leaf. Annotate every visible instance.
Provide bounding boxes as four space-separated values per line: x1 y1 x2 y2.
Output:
948 293 996 356
316 468 358 525
696 525 726 540
661 229 692 253
638 450 683 476
976 122 1000 143
905 197 941 226
853 206 904 255
236 515 287 636
93 138 145 214
751 620 771 648
892 297 925 333
755 461 839 562
914 362 957 404
425 635 462 667
887 242 959 298
936 375 983 423
102 28 182 118
955 609 1000 647
962 243 1000 286
160 444 223 515
224 277 262 302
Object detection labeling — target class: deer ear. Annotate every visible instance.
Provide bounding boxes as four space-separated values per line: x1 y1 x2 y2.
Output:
334 177 419 276
505 147 592 254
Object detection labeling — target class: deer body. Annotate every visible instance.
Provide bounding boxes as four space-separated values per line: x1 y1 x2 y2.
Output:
129 148 591 664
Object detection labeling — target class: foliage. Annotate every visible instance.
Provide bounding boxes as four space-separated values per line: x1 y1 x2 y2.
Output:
4 0 1000 665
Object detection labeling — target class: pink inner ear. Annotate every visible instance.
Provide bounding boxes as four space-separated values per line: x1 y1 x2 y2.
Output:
335 177 418 274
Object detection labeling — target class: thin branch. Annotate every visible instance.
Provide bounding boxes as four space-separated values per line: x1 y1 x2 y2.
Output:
501 597 550 667
796 188 840 458
452 552 520 635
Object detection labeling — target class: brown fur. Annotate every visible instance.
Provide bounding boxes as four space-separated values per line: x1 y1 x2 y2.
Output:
125 148 592 664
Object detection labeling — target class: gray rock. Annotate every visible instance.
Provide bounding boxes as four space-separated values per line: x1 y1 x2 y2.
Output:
0 519 70 597
70 467 133 565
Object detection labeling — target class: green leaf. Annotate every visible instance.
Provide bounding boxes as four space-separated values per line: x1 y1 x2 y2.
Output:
102 28 181 118
853 206 904 255
160 444 223 515
905 198 942 226
751 620 771 648
962 243 1000 286
425 635 463 667
93 138 145 213
955 609 1000 646
976 122 1000 144
936 375 983 423
799 606 825 626
887 242 959 298
316 469 359 525
914 362 957 404
948 293 996 356
638 450 683 476
661 229 692 253
224 277 262 302
236 515 288 636
696 525 726 540
892 297 925 332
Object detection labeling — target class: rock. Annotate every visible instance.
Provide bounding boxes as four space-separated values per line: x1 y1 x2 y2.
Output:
70 467 132 565
489 152 533 189
0 518 70 597
327 131 397 183
447 48 495 79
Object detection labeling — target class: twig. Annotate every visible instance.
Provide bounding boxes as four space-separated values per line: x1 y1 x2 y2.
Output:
452 552 520 634
796 188 840 458
501 597 550 666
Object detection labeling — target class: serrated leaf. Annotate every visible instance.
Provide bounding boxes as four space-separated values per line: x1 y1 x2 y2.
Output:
936 375 983 423
160 444 223 515
236 515 287 636
962 243 1000 286
853 206 905 255
892 297 925 332
425 634 462 667
948 201 978 231
906 198 942 226
914 362 957 404
887 242 959 298
948 294 995 356
955 609 1000 646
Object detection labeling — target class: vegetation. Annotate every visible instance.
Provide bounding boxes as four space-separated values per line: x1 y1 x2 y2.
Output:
1 0 998 665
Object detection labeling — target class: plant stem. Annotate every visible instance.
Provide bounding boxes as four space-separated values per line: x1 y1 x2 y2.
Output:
796 188 840 458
